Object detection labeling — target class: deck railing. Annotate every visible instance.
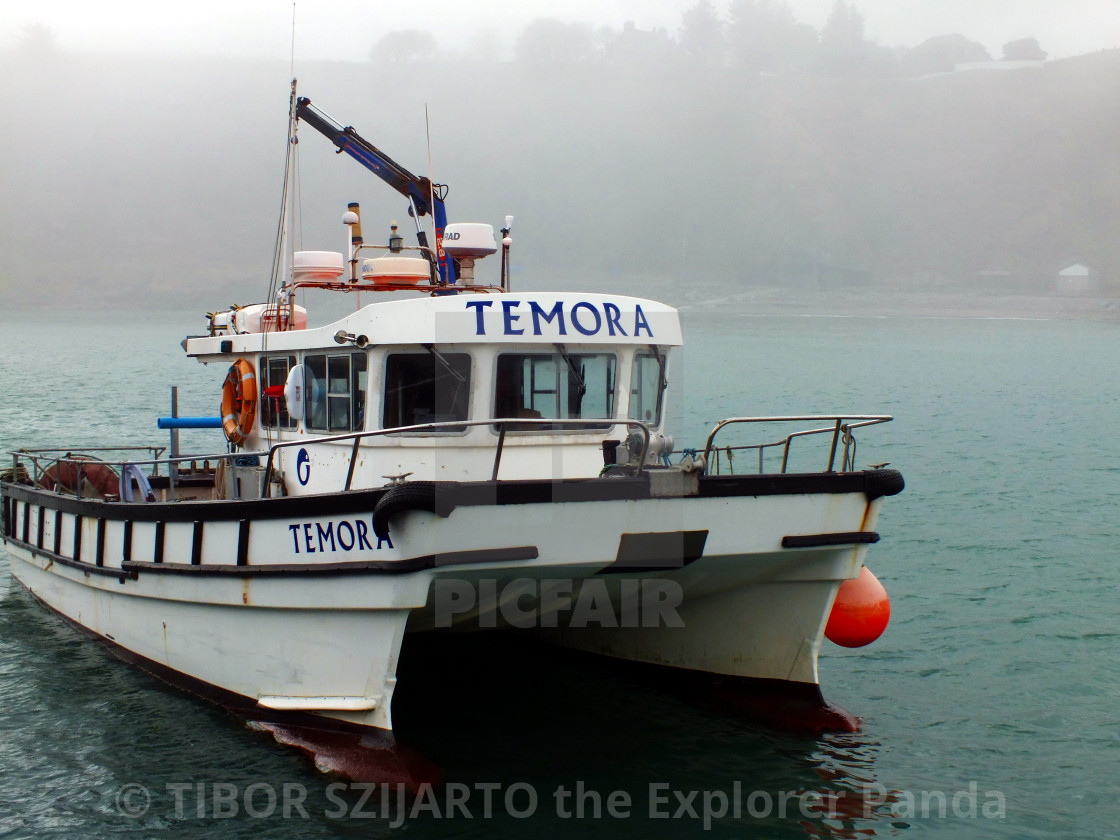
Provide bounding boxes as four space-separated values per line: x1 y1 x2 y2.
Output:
5 414 893 500
700 415 893 475
5 446 233 500
4 419 650 501
9 446 165 489
259 417 653 496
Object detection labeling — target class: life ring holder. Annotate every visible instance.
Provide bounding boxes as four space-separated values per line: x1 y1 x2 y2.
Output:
221 359 258 446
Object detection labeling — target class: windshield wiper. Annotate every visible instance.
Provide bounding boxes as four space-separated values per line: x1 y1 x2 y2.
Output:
648 344 667 420
555 343 587 411
648 344 667 391
423 344 466 382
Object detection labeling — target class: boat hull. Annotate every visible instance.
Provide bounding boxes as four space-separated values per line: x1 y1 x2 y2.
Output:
2 470 899 733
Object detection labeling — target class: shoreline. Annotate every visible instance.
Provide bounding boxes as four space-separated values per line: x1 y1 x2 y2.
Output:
671 286 1120 322
525 274 1120 321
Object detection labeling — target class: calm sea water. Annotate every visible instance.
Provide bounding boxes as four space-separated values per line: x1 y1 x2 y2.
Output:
1 307 1118 839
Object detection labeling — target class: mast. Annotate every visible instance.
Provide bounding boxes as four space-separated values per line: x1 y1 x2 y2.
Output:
276 80 300 329
283 2 297 317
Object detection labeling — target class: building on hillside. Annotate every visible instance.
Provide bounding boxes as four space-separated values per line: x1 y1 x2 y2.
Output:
1057 263 1101 293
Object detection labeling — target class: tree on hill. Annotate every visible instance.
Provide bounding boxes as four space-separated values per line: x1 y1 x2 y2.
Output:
370 30 439 63
727 0 817 74
901 33 991 76
15 23 57 56
816 1 897 76
514 18 596 66
679 0 726 67
602 22 675 68
1002 38 1047 61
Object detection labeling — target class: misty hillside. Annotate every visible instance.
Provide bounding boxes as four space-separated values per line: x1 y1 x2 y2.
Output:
1 46 1119 310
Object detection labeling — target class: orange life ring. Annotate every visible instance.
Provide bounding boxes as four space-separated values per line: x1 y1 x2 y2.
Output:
221 358 257 446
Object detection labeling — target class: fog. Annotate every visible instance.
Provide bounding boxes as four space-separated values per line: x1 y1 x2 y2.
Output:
7 1 1120 60
2 3 1119 317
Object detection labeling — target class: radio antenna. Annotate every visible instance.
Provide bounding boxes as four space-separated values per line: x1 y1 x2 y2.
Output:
289 3 297 78
425 104 435 245
425 104 442 284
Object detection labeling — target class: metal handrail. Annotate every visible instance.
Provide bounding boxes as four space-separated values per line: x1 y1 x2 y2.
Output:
10 448 221 472
10 448 165 479
701 415 892 476
6 419 650 500
9 446 166 493
260 417 651 497
6 447 246 498
6 414 891 499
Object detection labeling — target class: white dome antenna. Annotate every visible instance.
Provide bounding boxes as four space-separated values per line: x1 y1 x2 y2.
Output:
443 223 496 285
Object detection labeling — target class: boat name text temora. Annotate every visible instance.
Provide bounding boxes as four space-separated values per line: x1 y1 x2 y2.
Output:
465 300 653 338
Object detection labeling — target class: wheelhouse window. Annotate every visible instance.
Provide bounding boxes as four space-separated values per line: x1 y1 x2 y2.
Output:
383 351 472 431
628 350 666 427
495 350 615 431
305 351 367 433
259 354 298 429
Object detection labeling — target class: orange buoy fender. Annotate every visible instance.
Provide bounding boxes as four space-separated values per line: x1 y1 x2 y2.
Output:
221 359 258 446
825 566 890 648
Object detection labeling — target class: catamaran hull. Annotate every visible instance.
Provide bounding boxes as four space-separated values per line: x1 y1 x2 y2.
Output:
2 470 899 734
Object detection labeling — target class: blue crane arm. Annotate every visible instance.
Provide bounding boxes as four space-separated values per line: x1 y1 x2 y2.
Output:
295 96 456 285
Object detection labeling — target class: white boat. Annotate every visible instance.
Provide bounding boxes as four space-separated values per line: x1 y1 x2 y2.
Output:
1 84 903 768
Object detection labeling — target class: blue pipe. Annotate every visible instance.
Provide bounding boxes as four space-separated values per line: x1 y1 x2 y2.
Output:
158 417 223 429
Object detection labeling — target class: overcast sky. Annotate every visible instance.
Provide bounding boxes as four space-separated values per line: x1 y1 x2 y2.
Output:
6 1 1120 62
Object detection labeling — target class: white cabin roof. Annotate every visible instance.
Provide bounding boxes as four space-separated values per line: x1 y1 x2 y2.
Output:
185 292 683 358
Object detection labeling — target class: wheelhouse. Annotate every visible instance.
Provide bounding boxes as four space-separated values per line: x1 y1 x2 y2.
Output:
183 293 683 493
